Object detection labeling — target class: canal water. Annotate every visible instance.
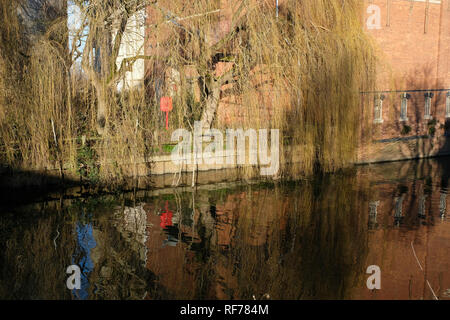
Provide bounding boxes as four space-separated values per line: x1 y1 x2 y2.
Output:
1 157 450 300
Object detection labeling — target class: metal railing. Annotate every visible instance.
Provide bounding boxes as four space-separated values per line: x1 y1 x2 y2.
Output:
361 89 450 94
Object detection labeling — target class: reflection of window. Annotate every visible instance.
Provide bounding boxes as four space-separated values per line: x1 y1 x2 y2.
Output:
400 93 410 122
440 192 447 219
374 95 385 124
424 92 433 120
394 196 404 222
446 92 450 118
419 195 427 219
369 201 380 229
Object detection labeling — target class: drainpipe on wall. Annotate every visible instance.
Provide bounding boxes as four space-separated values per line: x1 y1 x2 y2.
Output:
276 0 279 18
425 0 430 34
386 0 391 27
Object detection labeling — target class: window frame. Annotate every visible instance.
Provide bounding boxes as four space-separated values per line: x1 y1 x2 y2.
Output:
373 94 385 124
424 92 433 120
446 92 450 118
400 93 410 122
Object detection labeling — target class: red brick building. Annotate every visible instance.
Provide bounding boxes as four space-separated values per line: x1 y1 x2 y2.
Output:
364 0 450 90
143 1 450 162
143 0 283 128
360 0 450 163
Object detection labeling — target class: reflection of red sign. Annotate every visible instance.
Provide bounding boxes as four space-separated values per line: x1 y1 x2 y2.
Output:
160 201 173 229
160 97 173 130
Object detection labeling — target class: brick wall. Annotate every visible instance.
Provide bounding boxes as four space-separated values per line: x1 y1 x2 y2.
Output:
364 0 449 89
143 1 450 162
360 0 450 163
144 0 282 128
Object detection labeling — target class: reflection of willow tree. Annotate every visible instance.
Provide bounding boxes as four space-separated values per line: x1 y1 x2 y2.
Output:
0 202 75 299
145 174 370 299
214 174 369 299
65 198 156 300
0 197 155 300
0 175 370 299
1 0 375 183
89 211 155 299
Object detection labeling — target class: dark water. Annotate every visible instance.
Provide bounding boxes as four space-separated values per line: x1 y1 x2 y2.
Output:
1 158 450 300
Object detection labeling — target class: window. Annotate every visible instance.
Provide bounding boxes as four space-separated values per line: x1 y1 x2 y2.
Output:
446 92 450 118
369 201 379 221
419 195 427 219
424 92 433 120
400 93 410 121
373 94 384 124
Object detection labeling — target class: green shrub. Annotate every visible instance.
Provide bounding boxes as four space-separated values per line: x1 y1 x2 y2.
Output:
76 143 100 184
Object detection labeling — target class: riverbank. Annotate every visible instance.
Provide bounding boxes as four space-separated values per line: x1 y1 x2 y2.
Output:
2 136 450 198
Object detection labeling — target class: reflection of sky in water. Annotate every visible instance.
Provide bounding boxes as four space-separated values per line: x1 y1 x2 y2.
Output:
72 222 96 300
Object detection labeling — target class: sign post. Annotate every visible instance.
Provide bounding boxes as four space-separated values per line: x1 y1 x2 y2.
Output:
160 97 173 130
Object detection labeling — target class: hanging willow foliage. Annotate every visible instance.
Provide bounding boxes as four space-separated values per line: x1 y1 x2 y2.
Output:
154 0 377 177
0 0 376 184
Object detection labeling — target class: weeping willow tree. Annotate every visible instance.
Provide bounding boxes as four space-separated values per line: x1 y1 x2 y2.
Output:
0 0 71 173
151 0 376 176
70 0 153 135
0 0 376 184
0 0 28 165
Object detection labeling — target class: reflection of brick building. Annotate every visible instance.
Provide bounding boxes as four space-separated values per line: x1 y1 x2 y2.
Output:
115 158 450 300
142 1 450 162
355 160 450 300
142 202 200 299
138 190 289 299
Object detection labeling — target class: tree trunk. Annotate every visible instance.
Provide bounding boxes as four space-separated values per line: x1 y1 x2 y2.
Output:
200 79 221 129
94 82 109 135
